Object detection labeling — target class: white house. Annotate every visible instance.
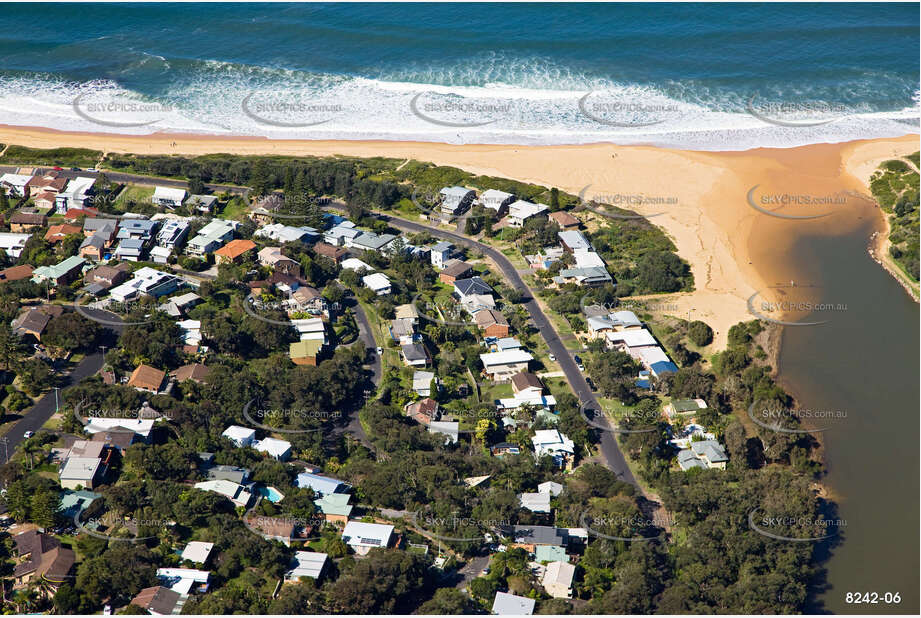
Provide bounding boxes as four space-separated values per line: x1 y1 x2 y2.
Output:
531 429 575 469
55 176 96 209
507 200 548 227
519 491 551 513
430 241 454 269
542 561 576 598
254 223 317 244
439 186 476 215
186 220 238 256
340 257 374 272
108 267 183 303
412 370 436 397
492 592 535 615
480 349 534 381
152 186 187 208
286 551 328 581
83 417 156 440
0 173 32 197
0 232 31 259
222 425 256 447
193 480 253 508
477 189 515 215
362 272 391 295
156 568 210 596
180 541 214 565
341 521 394 554
253 437 292 461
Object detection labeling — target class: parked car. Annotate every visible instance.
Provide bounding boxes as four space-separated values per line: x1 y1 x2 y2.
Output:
376 347 383 355
548 353 556 361
23 430 34 439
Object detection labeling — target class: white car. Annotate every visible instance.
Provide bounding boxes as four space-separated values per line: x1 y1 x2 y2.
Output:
23 431 34 439
548 353 556 362
376 347 383 355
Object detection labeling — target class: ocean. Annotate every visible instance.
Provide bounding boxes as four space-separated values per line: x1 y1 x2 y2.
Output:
0 2 917 149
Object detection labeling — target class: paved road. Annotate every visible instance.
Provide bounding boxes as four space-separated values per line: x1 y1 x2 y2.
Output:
1 308 123 467
379 213 638 486
0 165 248 196
345 295 380 448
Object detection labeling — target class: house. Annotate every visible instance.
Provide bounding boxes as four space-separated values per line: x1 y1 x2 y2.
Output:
558 230 592 253
31 255 86 286
43 223 81 244
62 206 99 221
287 551 329 581
117 219 158 242
341 257 374 272
131 586 183 615
605 328 658 350
313 241 347 263
552 266 612 287
290 286 328 315
531 430 575 470
246 515 297 546
249 194 284 223
83 217 118 238
9 212 46 232
412 370 436 397
519 492 551 513
313 493 353 524
222 425 257 447
85 263 131 289
258 246 301 276
503 524 576 552
491 442 521 457
114 237 145 261
430 241 454 269
128 365 167 393
253 437 292 461
12 307 56 341
186 220 238 256
538 481 564 496
439 186 476 215
289 339 323 366
186 194 218 214
542 561 576 599
405 398 440 425
677 449 707 471
395 303 420 323
254 223 318 244
341 521 394 554
511 372 544 398
324 223 361 247
0 232 31 259
26 171 67 195
0 264 34 282
79 232 108 261
462 293 496 315
480 349 534 381
83 417 157 441
180 541 214 565
156 219 190 251
156 567 210 596
586 310 643 337
109 267 182 302
477 189 515 216
362 272 392 295
32 190 57 212
158 291 202 316
193 480 253 507
507 199 548 227
350 231 398 254
475 309 510 337
171 363 211 384
296 472 349 496
549 211 581 229
454 276 493 301
402 343 431 367
439 259 473 285
535 545 569 563
492 592 535 616
428 421 459 444
56 177 96 209
152 186 187 208
689 440 729 469
0 173 32 197
665 398 708 418
11 531 75 590
59 456 104 490
214 238 256 264
390 317 417 343
91 428 137 454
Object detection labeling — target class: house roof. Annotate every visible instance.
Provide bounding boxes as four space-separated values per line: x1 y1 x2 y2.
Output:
314 493 353 517
492 592 536 615
441 259 473 278
13 307 51 336
171 363 211 383
60 456 102 481
402 343 430 362
543 560 576 589
10 212 46 225
690 440 729 463
246 515 295 539
222 425 256 442
288 551 328 579
549 211 581 227
290 339 323 358
511 372 543 393
475 309 508 329
505 524 569 547
296 472 349 495
254 437 292 458
13 530 76 582
480 349 534 367
128 364 166 391
394 303 420 320
535 544 569 563
342 521 393 547
0 264 34 281
44 223 82 241
215 239 256 259
519 492 552 513
131 586 182 615
153 186 187 202
454 276 492 297
180 541 214 564
362 272 391 291
313 242 348 259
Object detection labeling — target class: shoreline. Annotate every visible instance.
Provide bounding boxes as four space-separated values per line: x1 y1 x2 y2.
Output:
1 124 916 348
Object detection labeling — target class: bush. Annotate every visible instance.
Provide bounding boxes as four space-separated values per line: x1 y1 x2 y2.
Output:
687 320 713 346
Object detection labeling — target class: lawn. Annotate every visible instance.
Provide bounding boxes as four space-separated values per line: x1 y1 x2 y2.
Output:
115 184 155 207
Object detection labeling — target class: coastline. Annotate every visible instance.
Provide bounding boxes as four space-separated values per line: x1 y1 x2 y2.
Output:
0 124 916 346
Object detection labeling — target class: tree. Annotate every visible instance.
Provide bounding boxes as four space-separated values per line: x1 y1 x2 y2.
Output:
18 357 55 395
0 322 26 371
417 588 477 614
42 313 101 356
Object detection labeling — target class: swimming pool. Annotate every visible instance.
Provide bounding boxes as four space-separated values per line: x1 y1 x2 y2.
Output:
256 486 284 503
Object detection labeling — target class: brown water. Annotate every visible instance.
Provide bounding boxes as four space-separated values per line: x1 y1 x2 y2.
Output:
775 222 919 614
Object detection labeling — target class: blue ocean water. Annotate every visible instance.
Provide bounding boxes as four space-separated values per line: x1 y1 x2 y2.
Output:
0 2 917 148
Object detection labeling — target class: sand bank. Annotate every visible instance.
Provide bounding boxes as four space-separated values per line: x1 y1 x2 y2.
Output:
1 124 916 347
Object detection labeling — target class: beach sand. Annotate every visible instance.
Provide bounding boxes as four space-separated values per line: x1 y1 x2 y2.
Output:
1 124 916 347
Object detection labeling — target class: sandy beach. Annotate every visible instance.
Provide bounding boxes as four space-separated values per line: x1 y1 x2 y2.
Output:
1 124 916 347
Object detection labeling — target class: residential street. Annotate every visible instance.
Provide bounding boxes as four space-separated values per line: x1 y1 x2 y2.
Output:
379 213 639 487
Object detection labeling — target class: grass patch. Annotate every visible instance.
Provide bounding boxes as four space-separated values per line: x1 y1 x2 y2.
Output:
1 145 103 168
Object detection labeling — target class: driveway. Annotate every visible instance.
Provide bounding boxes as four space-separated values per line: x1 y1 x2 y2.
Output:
379 213 638 486
1 308 124 468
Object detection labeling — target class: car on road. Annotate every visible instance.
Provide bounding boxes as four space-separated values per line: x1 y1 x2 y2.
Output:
52 166 63 171
86 168 98 172
23 431 34 439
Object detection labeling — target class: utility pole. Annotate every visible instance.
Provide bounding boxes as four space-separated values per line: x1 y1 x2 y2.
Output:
0 437 8 464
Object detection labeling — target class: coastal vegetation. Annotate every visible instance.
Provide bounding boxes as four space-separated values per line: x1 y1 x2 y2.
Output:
869 152 920 282
0 145 103 168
